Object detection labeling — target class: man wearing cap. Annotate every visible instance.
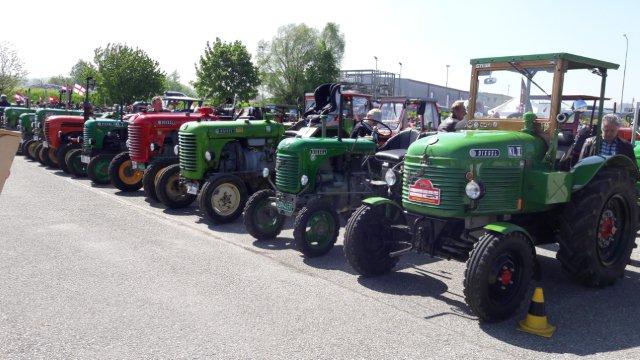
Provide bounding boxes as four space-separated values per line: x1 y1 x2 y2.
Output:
351 108 382 139
438 100 467 132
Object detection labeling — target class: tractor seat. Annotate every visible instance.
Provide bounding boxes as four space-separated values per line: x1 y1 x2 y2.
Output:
375 148 407 162
378 129 420 152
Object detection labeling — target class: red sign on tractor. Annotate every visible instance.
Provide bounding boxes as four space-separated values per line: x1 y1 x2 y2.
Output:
408 179 441 205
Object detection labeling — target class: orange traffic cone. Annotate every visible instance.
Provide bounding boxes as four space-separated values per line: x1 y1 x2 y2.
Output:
518 287 555 338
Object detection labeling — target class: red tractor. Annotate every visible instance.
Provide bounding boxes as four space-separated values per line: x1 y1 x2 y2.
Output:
117 107 226 199
41 114 86 172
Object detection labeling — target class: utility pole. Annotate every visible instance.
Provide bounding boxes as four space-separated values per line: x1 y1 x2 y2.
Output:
621 34 629 113
398 62 403 96
445 64 450 107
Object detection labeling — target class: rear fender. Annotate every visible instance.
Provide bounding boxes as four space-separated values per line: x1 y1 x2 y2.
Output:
571 154 639 191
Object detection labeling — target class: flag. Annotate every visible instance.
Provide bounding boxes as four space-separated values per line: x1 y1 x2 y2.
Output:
73 83 86 96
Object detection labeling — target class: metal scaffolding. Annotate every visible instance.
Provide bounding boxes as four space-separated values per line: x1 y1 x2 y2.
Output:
339 70 396 99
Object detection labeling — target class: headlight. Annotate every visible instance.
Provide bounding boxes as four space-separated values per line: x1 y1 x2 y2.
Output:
262 168 269 178
173 145 179 155
150 143 156 151
300 174 309 186
385 169 396 186
204 151 212 161
465 180 484 200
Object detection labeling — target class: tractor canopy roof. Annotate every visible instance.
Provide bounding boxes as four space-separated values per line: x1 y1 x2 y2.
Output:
470 53 619 70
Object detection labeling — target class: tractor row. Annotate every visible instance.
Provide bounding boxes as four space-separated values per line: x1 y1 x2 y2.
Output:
18 53 640 324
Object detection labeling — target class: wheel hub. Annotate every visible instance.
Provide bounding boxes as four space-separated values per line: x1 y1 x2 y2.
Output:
498 266 514 288
212 184 240 216
598 209 617 248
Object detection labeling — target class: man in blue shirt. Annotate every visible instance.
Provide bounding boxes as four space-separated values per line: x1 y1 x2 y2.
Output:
580 114 635 163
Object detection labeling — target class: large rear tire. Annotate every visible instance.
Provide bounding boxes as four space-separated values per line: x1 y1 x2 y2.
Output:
243 189 285 240
197 174 248 224
108 152 143 192
56 143 79 174
155 164 195 209
464 231 535 322
87 153 115 185
293 200 340 258
344 204 400 276
142 157 177 201
66 149 86 177
557 167 637 286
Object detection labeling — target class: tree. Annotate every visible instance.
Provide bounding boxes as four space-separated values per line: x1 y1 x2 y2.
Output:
93 43 165 104
194 38 259 104
0 42 27 94
70 59 98 85
48 75 73 86
257 23 345 106
165 70 196 97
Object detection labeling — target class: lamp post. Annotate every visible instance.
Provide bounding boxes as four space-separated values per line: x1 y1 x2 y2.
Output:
398 62 403 96
374 56 378 71
621 34 629 113
445 64 450 107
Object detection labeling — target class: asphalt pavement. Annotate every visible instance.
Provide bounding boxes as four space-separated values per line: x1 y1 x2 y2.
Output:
1 156 640 359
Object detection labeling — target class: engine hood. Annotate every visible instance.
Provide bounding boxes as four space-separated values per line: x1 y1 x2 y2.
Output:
406 130 546 162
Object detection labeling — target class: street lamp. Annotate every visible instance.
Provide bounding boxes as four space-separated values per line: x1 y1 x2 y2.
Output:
621 34 629 113
445 64 450 107
398 62 403 96
374 56 378 71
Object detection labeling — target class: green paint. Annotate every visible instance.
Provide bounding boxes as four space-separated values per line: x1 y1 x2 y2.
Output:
483 222 531 239
470 53 619 70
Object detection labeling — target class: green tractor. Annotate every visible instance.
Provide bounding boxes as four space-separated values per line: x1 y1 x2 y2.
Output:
342 53 639 322
3 107 35 130
242 84 421 257
154 110 285 219
75 116 133 184
19 113 37 158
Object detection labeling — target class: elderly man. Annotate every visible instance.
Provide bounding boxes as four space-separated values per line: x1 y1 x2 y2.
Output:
580 114 635 162
438 100 467 132
351 108 382 139
150 96 164 112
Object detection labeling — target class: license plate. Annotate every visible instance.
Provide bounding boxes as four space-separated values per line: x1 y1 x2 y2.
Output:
33 136 39 141
185 181 199 195
42 141 48 147
276 193 296 216
81 155 90 164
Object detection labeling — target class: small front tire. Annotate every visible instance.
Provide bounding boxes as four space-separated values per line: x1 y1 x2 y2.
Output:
108 151 143 192
293 200 340 258
155 164 196 209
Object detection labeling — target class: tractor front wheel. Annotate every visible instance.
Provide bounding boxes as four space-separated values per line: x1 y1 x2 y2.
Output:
56 143 79 174
25 140 38 160
142 157 177 201
43 147 59 168
87 154 114 184
344 204 400 276
65 149 86 177
464 231 535 322
33 143 43 163
155 164 195 209
557 167 637 286
293 200 340 257
243 189 284 240
109 152 143 192
198 174 248 224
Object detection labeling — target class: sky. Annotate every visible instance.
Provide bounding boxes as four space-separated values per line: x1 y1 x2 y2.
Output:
3 0 638 107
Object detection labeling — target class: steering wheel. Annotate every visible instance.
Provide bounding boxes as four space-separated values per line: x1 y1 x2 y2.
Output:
359 118 393 135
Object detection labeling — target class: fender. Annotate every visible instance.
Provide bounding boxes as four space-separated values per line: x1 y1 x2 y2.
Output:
362 196 402 210
571 154 639 191
483 222 533 245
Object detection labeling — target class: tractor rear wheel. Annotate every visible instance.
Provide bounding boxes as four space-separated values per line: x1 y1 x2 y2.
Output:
36 144 47 165
293 200 340 257
87 153 114 185
142 157 177 201
557 167 637 286
344 204 400 276
198 174 248 224
65 149 86 177
56 143 79 174
243 189 285 240
25 140 38 160
109 152 143 192
464 231 535 322
33 142 44 165
155 164 195 209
